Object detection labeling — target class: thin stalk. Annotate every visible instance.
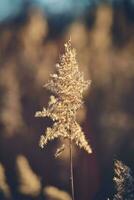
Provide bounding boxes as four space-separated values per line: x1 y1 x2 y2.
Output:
70 138 75 200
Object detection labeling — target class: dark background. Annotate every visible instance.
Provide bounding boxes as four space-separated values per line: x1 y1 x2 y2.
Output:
0 0 134 200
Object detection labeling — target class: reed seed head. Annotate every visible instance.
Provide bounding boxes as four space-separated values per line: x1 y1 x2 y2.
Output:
35 40 92 155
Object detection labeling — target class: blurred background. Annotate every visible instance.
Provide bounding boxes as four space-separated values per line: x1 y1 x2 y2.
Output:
0 0 134 200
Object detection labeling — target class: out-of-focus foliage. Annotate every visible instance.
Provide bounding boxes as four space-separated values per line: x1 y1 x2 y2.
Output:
0 163 11 198
0 65 24 136
44 186 72 200
0 3 134 200
16 155 41 196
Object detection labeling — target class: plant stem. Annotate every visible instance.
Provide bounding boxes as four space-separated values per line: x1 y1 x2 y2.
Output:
70 138 75 200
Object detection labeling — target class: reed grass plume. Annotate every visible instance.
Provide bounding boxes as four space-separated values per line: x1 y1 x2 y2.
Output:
16 155 41 196
44 186 72 200
113 160 134 200
35 40 92 155
0 163 11 198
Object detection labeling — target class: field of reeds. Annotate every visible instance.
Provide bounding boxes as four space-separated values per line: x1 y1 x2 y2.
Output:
0 2 134 200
